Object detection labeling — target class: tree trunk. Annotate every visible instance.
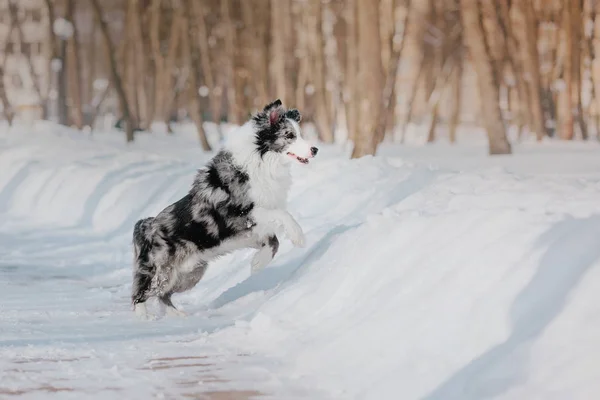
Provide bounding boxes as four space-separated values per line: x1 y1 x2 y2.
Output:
395 0 431 142
560 2 575 140
239 1 269 109
125 0 141 129
270 0 291 105
351 0 384 158
190 1 221 124
379 0 395 71
8 2 45 108
293 1 309 114
307 0 334 143
571 0 587 140
90 0 135 142
497 0 534 135
592 2 600 138
221 0 240 124
162 7 182 129
131 1 150 129
374 0 411 145
42 0 59 119
343 0 358 143
516 0 546 140
149 0 182 130
182 0 212 151
57 38 69 126
448 59 463 143
0 19 14 125
0 65 14 125
426 59 454 143
460 0 511 154
67 0 84 129
399 60 425 143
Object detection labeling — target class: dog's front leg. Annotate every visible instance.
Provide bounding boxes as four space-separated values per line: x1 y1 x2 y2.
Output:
251 207 305 248
251 235 279 274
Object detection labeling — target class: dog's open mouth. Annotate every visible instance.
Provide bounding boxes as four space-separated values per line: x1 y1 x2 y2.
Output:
287 152 309 164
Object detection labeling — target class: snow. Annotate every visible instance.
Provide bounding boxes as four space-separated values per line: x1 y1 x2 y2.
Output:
1 121 600 399
53 18 74 39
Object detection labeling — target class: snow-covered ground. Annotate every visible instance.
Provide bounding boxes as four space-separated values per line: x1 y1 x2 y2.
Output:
1 122 600 399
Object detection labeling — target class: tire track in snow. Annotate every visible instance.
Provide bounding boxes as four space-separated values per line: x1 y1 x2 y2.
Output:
0 161 38 212
79 159 167 227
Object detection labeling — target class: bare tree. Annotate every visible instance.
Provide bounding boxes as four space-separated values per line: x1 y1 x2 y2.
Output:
448 58 463 143
351 0 384 157
0 19 15 125
8 2 46 116
240 1 269 108
182 0 212 151
90 0 135 142
460 0 511 154
43 0 59 119
149 0 182 131
220 0 239 124
559 1 575 140
294 0 309 113
342 0 358 143
308 0 334 143
375 0 411 144
590 0 600 139
497 0 535 136
571 0 588 140
190 1 222 125
515 0 546 141
270 0 290 105
129 0 151 129
396 0 431 142
66 0 84 128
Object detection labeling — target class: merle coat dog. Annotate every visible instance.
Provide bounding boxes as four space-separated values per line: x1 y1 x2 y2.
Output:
131 100 318 318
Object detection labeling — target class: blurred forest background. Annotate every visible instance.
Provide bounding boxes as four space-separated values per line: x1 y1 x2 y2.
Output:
0 0 598 157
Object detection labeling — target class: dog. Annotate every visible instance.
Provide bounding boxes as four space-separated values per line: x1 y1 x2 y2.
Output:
131 100 318 318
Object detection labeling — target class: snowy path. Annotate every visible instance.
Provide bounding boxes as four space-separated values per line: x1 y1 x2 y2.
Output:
0 127 319 399
0 213 313 399
2 125 600 399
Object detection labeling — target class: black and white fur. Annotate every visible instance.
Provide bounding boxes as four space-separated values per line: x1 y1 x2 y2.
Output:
131 100 318 318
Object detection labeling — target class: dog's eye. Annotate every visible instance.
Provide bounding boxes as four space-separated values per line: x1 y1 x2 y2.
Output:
286 132 296 140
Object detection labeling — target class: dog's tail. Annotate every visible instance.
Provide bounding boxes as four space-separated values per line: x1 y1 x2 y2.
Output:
132 217 155 306
133 217 154 260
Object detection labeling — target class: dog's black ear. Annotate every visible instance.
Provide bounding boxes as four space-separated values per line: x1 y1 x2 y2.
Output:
285 109 301 123
263 99 283 112
253 99 285 129
265 100 285 126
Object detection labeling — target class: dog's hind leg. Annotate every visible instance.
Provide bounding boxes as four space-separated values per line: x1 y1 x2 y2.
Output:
159 293 187 317
158 260 208 317
132 265 154 319
251 235 279 274
131 218 157 318
131 226 156 319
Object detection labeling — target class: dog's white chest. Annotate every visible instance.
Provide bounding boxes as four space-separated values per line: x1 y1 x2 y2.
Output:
248 165 291 209
250 175 290 208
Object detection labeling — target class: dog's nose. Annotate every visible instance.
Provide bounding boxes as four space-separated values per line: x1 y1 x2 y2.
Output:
311 147 319 156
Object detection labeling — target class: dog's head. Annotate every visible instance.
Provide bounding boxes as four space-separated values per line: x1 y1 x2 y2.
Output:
252 99 318 165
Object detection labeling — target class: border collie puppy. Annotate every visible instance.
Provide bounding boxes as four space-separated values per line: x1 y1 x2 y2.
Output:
131 100 318 318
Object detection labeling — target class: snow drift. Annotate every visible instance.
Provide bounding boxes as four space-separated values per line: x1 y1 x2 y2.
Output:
1 123 600 399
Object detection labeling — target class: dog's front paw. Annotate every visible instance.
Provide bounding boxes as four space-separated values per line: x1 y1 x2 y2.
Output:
134 303 150 320
251 246 273 274
286 222 306 248
165 307 187 318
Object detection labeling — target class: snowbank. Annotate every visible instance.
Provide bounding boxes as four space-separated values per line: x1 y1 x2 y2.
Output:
1 122 600 399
